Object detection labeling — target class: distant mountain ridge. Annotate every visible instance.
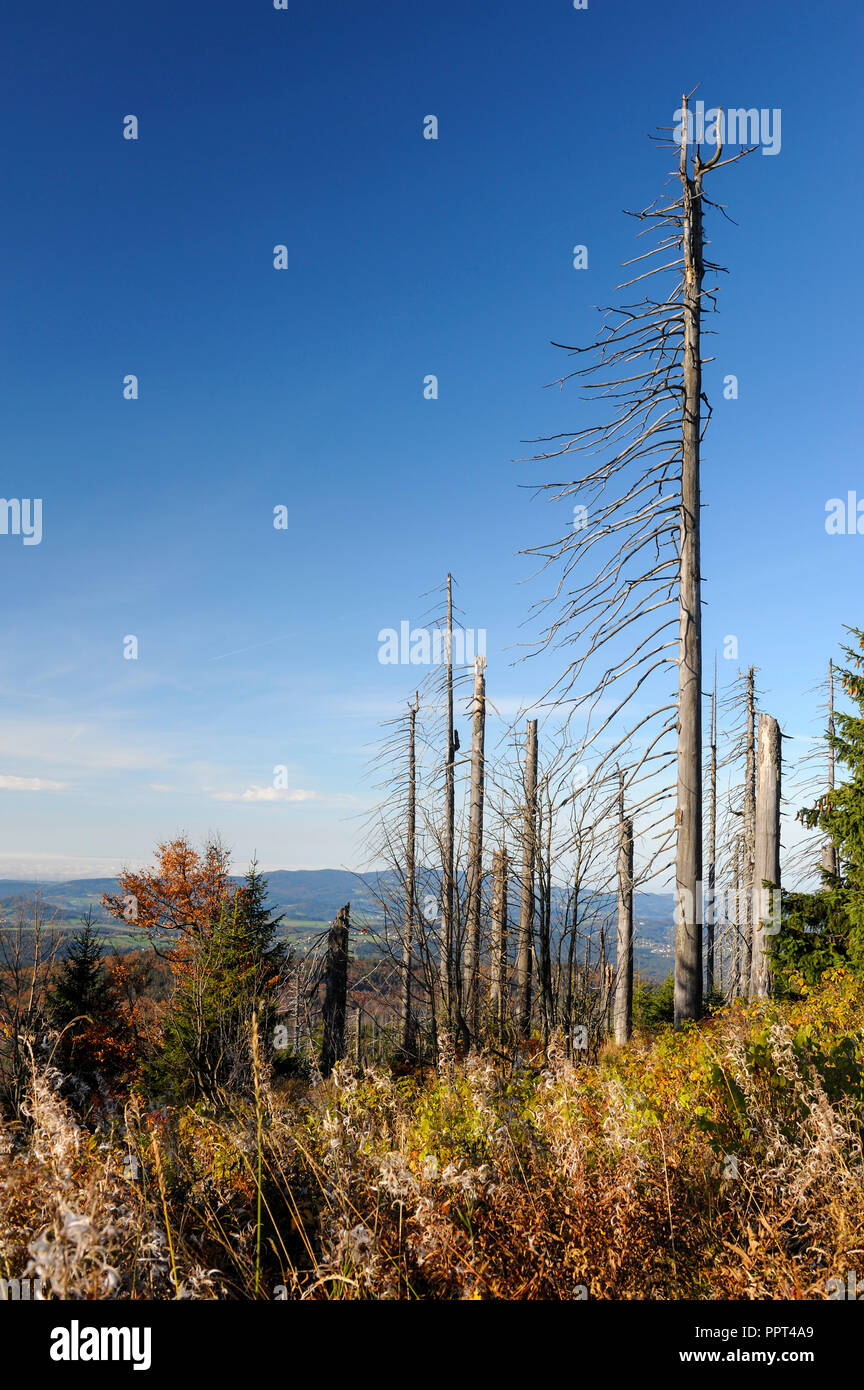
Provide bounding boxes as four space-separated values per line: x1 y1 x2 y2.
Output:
0 871 677 979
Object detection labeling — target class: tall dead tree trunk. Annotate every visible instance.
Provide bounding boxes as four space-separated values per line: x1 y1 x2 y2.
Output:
292 967 302 1052
751 714 781 999
742 666 756 991
488 847 509 1034
538 784 554 1041
614 772 634 1045
516 719 538 1038
439 574 457 1034
319 903 350 1078
706 656 718 997
461 656 486 1044
400 694 419 1052
730 839 741 999
674 92 715 1027
563 873 580 1045
523 94 750 1029
602 961 614 1037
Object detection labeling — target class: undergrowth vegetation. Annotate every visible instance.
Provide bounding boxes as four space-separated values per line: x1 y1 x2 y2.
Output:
2 969 862 1300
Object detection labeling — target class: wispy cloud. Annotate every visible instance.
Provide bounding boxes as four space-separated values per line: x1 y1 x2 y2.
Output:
211 785 320 803
209 785 359 806
0 774 67 791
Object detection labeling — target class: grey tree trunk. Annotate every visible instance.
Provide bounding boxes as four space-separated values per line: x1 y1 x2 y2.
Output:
742 667 756 992
731 840 741 999
602 960 614 1037
439 574 456 1033
613 774 634 1045
751 714 781 999
537 786 554 1041
400 695 419 1051
674 99 705 1027
516 719 538 1037
488 847 509 1033
292 967 302 1052
462 656 486 1043
706 656 717 997
319 903 350 1077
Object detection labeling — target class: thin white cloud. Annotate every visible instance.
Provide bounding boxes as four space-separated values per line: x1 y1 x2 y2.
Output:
0 720 172 771
209 785 360 807
0 774 67 791
211 786 321 803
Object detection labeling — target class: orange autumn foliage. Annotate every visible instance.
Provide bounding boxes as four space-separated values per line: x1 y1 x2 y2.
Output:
102 836 237 979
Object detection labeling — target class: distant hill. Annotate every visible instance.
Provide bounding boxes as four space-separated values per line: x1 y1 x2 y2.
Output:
0 872 676 979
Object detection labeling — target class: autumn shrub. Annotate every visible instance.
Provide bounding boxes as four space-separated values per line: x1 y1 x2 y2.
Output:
2 971 863 1300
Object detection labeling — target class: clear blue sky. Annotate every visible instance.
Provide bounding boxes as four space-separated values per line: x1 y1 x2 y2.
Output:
0 0 860 877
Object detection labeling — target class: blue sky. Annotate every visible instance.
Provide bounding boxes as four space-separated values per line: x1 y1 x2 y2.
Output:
0 0 860 878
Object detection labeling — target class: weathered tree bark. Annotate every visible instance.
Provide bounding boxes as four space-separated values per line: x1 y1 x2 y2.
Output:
439 575 457 1034
602 961 614 1036
461 656 486 1044
614 773 634 1045
674 95 707 1027
742 666 756 991
706 656 718 997
292 967 302 1052
319 903 350 1077
563 873 581 1046
488 847 509 1034
730 839 741 999
537 785 555 1041
400 695 419 1052
516 719 538 1037
751 714 781 999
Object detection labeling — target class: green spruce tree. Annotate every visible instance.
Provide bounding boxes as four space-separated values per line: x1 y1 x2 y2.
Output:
152 862 288 1101
772 630 864 988
49 911 119 1076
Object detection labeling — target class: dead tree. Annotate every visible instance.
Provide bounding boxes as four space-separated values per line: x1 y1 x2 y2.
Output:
742 668 757 990
516 719 538 1037
319 904 350 1077
400 694 419 1051
718 665 760 996
361 695 435 1057
521 91 753 1030
729 838 742 999
751 714 781 998
672 91 741 1026
706 654 718 996
440 573 458 1033
488 847 509 1034
292 967 302 1052
613 771 634 1044
461 655 487 1045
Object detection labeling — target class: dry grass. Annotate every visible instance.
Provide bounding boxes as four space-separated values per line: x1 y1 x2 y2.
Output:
2 970 863 1300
